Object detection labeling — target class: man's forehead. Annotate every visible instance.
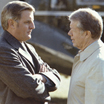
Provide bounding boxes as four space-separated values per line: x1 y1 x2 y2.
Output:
21 10 34 16
70 20 79 27
20 10 34 19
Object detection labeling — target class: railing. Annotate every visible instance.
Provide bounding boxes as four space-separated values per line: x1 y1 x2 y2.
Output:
35 11 104 17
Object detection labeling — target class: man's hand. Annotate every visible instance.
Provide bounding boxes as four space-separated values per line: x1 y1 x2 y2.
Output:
39 64 49 72
33 74 47 83
33 64 49 83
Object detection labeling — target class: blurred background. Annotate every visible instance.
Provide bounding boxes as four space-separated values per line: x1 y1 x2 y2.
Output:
0 0 104 104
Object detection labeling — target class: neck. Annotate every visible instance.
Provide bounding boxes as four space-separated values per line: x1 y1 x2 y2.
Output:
81 38 97 51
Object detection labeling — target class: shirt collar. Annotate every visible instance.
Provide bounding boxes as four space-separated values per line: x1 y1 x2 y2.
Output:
78 39 104 61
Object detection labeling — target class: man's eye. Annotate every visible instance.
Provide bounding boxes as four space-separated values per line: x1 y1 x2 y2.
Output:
25 21 30 24
27 21 30 23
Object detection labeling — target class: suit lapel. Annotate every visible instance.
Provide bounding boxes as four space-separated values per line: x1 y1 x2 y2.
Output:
18 47 34 65
25 43 40 73
2 31 35 69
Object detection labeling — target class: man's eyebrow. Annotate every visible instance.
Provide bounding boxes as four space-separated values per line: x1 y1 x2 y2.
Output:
24 20 33 22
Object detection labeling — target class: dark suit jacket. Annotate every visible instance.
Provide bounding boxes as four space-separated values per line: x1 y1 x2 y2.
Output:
0 31 61 104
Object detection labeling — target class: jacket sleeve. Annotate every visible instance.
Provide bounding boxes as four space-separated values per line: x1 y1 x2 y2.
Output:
0 46 51 102
28 44 61 91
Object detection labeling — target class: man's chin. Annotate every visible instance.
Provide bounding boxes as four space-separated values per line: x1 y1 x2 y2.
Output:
73 43 76 47
25 36 31 41
28 34 31 39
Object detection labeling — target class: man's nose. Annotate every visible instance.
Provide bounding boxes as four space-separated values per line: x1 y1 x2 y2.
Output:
68 30 72 36
30 22 35 29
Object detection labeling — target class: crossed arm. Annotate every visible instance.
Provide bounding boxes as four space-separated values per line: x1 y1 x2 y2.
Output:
0 45 61 102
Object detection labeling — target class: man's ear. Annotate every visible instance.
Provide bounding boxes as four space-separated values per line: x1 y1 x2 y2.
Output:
85 31 92 38
8 19 16 29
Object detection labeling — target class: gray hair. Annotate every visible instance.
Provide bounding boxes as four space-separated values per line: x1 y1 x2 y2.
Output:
1 1 35 30
69 8 103 39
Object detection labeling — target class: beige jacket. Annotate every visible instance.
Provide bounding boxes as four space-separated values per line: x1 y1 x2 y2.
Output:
67 39 104 104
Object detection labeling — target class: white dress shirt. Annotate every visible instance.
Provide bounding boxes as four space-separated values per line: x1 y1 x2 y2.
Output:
67 39 104 104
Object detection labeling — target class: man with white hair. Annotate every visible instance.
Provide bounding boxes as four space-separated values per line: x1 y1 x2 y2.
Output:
67 8 104 104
